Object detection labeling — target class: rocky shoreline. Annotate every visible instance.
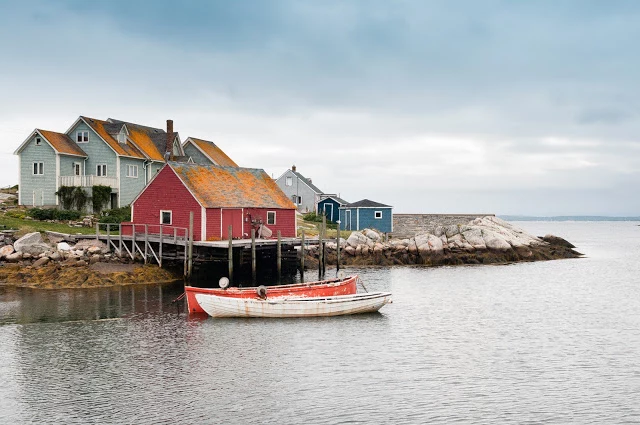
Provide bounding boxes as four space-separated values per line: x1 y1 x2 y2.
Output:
304 216 582 268
0 231 180 289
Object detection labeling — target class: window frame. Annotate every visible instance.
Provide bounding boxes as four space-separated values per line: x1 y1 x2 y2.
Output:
76 131 89 143
285 176 292 186
33 162 44 175
96 164 107 177
73 162 81 176
126 164 139 178
267 211 276 225
297 196 302 205
35 137 42 146
374 210 383 219
160 210 172 225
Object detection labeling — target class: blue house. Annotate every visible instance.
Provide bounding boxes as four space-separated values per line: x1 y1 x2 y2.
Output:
339 199 393 233
317 195 348 223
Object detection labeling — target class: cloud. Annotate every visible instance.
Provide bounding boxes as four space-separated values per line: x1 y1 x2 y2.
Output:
0 0 639 215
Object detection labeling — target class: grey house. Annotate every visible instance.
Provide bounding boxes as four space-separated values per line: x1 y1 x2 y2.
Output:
275 165 324 213
14 116 237 211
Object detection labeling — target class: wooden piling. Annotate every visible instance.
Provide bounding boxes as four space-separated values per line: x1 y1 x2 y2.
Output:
277 230 282 284
187 211 194 279
336 220 340 273
118 226 123 257
95 222 99 240
318 217 324 279
228 225 233 284
144 224 148 264
251 228 256 285
300 230 305 282
106 224 111 253
159 225 163 268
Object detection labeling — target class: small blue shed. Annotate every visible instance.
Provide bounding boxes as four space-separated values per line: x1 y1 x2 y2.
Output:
339 199 393 233
317 195 348 223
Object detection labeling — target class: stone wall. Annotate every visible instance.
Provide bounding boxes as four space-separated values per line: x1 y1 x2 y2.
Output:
392 214 495 239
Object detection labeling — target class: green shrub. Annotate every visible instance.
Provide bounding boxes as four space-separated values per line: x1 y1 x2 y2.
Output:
303 212 323 222
27 208 82 221
4 209 26 219
99 206 131 224
92 185 111 213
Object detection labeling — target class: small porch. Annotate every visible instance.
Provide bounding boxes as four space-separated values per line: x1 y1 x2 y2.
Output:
59 175 119 190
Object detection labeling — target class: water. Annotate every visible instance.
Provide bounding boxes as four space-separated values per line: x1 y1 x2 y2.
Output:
1 222 639 424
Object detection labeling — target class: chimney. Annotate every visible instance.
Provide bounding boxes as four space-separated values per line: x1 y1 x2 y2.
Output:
165 119 174 161
292 164 296 172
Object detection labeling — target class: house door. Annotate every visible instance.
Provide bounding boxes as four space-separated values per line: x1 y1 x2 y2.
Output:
325 204 333 222
110 193 118 209
221 209 244 239
345 210 352 230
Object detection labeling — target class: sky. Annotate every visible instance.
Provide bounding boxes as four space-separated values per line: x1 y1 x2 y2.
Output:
1 0 639 216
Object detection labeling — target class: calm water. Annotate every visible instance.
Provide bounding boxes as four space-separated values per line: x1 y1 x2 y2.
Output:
1 222 639 424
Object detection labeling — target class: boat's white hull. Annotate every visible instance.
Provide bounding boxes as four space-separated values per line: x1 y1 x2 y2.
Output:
195 292 392 318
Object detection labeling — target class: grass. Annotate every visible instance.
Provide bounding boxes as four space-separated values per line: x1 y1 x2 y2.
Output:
0 212 97 235
297 216 352 239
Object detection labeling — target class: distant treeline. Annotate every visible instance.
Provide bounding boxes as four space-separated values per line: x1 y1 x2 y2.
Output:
499 216 640 222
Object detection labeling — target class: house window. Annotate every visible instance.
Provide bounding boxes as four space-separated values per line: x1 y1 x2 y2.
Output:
126 165 138 178
73 163 81 176
33 162 44 175
160 210 172 225
297 196 302 205
267 211 276 225
374 211 383 219
35 137 42 146
118 132 126 144
285 176 292 186
96 164 107 176
77 131 89 143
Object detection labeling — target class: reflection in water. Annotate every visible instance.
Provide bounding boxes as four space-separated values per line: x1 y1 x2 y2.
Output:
1 222 640 423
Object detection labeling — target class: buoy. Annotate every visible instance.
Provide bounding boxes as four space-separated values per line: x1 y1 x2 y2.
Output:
337 271 346 279
219 277 230 289
256 285 268 299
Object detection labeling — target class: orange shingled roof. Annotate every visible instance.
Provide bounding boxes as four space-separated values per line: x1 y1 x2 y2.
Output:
189 138 238 167
171 163 295 209
127 127 165 161
38 129 87 157
81 116 145 158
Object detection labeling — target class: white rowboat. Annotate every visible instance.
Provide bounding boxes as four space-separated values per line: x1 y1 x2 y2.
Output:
195 292 392 318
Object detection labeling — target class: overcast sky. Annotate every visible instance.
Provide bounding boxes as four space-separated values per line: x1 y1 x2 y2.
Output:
1 0 639 215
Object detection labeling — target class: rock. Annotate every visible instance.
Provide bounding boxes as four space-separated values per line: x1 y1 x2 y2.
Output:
49 252 61 261
23 253 32 260
14 232 51 255
0 244 15 258
461 228 486 249
362 245 370 255
89 255 101 264
345 246 356 256
355 245 362 256
57 242 72 251
444 225 460 238
5 252 23 262
542 234 575 248
32 257 50 268
373 243 384 253
346 232 368 248
426 235 444 254
482 230 512 251
364 229 380 242
75 260 87 267
74 239 108 253
87 246 102 255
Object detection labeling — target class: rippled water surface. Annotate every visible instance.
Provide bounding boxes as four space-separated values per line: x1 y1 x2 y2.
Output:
1 222 639 424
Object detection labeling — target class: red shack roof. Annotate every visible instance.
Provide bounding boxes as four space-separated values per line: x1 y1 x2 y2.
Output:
169 162 296 209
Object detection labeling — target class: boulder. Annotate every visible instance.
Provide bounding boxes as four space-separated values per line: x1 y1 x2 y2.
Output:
373 243 384 253
5 252 23 262
444 225 460 238
426 235 444 254
542 234 575 248
364 229 380 242
87 246 102 255
0 244 15 258
57 242 72 251
49 252 61 261
89 255 101 264
346 232 368 248
361 245 370 256
14 232 51 255
344 246 356 256
32 257 50 268
461 228 486 249
482 230 512 251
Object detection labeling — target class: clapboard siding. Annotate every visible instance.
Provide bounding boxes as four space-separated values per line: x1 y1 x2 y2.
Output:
183 143 212 165
19 134 57 206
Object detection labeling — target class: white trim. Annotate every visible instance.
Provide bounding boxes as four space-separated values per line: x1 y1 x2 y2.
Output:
242 208 245 237
126 164 139 178
201 206 207 241
73 162 81 176
55 154 60 206
14 129 88 157
160 210 172 225
274 169 321 194
18 155 21 205
356 208 360 230
32 161 44 175
267 210 276 225
346 206 393 209
374 210 382 219
76 130 89 143
129 163 205 209
285 176 293 186
131 204 134 221
68 117 145 160
96 163 107 177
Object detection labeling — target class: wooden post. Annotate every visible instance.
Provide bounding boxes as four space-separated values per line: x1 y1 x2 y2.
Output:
132 224 136 260
251 228 256 285
95 222 99 240
336 220 340 273
300 230 305 282
188 211 194 279
144 224 148 264
118 224 123 256
159 225 163 268
106 224 111 253
173 227 177 244
277 230 282 284
228 225 233 284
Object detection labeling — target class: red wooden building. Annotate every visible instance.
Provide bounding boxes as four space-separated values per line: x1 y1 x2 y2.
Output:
130 162 297 241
